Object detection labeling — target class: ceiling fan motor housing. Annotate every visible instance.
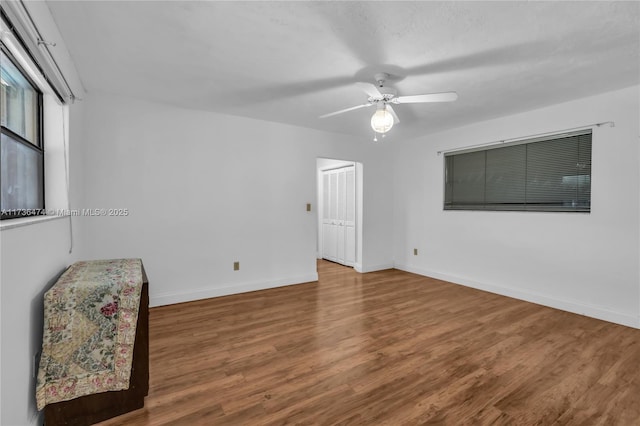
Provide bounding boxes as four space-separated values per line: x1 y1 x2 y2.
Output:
371 72 397 102
377 86 397 101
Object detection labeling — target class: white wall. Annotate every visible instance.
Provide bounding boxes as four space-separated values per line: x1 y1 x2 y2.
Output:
1 219 74 425
393 85 640 328
80 93 394 307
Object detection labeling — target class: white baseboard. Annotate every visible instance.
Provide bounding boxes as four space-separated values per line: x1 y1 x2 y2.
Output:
357 263 394 273
395 263 640 329
150 272 319 307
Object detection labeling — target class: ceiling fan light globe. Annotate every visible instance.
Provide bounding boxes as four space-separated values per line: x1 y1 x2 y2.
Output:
370 109 394 133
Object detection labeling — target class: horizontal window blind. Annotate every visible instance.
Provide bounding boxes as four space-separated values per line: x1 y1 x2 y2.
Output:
444 130 592 212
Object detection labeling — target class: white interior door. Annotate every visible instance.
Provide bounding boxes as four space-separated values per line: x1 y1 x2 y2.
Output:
322 172 335 262
322 165 355 267
344 167 356 265
336 170 346 263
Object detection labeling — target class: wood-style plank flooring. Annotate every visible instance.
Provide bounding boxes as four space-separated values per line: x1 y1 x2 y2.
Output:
97 260 640 425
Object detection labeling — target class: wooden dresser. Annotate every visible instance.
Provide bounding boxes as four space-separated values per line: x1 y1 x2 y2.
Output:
43 264 149 425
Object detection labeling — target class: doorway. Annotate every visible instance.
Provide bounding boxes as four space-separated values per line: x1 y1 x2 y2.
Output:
316 158 363 270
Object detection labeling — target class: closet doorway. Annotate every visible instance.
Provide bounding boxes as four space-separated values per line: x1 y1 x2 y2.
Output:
316 158 363 270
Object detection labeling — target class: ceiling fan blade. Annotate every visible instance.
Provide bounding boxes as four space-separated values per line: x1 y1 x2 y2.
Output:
386 105 400 124
355 82 382 98
394 92 458 104
319 103 373 119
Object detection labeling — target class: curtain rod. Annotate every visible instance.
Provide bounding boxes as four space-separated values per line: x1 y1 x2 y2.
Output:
436 121 615 156
2 2 77 103
19 0 78 103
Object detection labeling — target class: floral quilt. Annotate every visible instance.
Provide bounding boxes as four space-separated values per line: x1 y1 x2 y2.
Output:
36 258 143 410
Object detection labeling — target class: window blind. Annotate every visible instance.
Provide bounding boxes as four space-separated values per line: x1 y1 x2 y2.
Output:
444 130 592 212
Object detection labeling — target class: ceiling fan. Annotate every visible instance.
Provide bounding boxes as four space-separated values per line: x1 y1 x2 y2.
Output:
319 72 458 137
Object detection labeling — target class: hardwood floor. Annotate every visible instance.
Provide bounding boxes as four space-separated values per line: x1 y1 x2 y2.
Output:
97 260 640 425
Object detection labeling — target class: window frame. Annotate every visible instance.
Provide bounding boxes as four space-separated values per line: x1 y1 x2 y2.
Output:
443 130 592 213
1 42 45 220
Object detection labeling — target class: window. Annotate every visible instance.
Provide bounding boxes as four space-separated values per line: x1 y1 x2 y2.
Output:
444 130 592 212
1 44 44 219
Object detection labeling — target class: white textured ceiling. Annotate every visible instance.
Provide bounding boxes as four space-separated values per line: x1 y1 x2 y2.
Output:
46 1 639 140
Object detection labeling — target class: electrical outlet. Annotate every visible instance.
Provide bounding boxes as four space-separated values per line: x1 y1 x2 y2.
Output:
413 248 418 256
234 261 240 271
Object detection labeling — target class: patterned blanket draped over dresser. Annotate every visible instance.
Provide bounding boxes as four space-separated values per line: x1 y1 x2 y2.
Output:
36 259 143 410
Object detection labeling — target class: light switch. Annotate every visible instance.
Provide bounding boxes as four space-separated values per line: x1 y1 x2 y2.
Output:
306 203 311 212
